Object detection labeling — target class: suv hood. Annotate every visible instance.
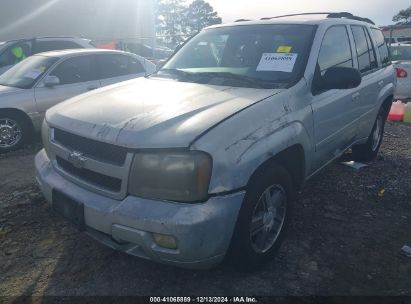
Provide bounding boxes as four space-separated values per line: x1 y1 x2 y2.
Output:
46 77 283 148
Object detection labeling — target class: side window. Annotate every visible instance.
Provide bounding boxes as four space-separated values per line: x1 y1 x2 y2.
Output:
50 55 97 85
371 29 390 66
317 26 353 76
97 54 144 79
351 26 376 73
0 41 32 68
34 41 83 54
364 29 378 69
129 57 145 74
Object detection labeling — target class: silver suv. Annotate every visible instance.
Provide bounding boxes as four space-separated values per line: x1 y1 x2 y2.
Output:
35 13 396 269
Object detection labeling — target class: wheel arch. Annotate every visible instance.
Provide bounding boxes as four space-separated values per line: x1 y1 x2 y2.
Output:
0 108 35 131
246 144 306 193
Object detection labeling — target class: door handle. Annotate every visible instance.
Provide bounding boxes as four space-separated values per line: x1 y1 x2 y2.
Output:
87 86 98 91
352 92 360 102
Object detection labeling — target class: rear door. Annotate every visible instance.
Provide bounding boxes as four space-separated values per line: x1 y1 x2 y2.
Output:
97 53 146 87
34 54 101 113
350 25 384 138
311 25 360 169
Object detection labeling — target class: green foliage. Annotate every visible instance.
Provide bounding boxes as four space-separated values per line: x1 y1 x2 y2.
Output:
156 0 222 46
185 0 222 35
392 6 411 24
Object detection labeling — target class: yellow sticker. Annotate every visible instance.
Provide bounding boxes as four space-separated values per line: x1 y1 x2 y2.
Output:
277 46 293 53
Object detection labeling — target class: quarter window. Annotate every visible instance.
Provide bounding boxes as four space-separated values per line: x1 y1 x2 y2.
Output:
317 26 354 75
50 55 97 85
371 29 390 66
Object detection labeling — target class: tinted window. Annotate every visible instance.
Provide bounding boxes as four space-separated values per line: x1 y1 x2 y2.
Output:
34 40 83 53
351 26 377 73
317 26 353 75
50 55 97 85
0 41 32 68
371 29 390 65
364 29 378 69
97 54 145 79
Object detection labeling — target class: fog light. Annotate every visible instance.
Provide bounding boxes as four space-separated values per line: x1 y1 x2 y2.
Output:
152 233 177 249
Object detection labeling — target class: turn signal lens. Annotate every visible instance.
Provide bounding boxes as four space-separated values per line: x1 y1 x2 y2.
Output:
152 233 178 249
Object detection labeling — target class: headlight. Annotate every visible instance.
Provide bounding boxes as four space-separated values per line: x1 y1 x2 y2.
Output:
128 151 212 202
41 119 50 156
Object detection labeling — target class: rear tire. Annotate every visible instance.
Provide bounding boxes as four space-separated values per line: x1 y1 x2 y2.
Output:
0 112 31 153
227 164 294 271
352 106 386 162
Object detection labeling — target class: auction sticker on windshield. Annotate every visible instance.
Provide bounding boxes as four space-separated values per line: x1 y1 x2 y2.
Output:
256 53 298 73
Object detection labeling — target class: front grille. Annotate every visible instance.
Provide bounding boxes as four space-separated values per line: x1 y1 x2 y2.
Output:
54 129 127 166
56 156 122 192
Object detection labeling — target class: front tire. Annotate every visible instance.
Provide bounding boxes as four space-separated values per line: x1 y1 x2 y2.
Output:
0 112 31 153
227 164 294 271
352 106 386 162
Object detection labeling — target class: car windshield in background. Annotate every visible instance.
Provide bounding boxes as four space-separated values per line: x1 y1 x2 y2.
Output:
390 46 411 61
158 24 316 89
0 55 58 89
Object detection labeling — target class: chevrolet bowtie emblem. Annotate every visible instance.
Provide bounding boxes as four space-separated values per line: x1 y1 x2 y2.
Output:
68 151 87 169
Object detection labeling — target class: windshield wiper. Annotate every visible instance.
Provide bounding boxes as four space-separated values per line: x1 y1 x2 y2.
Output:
154 68 199 81
194 72 275 89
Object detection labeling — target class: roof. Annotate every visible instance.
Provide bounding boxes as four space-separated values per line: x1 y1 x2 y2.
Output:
0 37 91 44
207 13 376 29
34 48 129 58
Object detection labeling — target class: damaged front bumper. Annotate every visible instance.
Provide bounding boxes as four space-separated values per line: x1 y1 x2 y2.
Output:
35 149 245 269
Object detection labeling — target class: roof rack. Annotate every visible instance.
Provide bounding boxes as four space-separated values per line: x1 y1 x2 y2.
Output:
235 19 252 22
260 12 375 25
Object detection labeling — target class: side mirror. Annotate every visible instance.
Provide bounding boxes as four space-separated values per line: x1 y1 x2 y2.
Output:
318 67 362 91
44 75 60 88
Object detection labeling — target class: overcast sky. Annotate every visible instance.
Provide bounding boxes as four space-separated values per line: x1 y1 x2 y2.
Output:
205 0 410 26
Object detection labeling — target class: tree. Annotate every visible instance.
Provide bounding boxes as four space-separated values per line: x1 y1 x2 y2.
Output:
393 6 411 24
185 0 222 35
156 0 188 46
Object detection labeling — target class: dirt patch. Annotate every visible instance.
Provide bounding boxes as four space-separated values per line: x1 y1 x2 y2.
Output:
0 123 410 296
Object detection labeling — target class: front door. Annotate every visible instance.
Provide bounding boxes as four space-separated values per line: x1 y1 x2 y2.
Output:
34 54 101 114
311 25 361 170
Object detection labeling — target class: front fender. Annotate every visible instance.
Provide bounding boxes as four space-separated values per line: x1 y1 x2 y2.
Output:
192 95 313 194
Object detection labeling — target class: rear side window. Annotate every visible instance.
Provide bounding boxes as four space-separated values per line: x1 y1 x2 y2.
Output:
371 29 390 66
351 26 377 73
317 26 354 75
35 41 83 53
97 54 145 79
50 55 98 85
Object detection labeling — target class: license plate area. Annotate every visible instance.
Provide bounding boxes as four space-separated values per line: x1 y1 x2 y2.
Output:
52 190 85 231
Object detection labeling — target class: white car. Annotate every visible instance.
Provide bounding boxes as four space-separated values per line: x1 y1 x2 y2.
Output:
390 43 411 100
0 37 96 75
0 49 156 152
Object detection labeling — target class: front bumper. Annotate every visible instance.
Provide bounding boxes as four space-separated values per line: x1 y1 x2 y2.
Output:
35 149 245 269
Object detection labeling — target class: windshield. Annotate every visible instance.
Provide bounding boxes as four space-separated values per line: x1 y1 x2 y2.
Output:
0 55 58 89
390 46 411 61
157 24 316 89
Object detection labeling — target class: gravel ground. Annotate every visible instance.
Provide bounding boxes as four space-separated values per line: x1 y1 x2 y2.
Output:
0 122 410 297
